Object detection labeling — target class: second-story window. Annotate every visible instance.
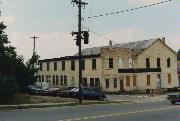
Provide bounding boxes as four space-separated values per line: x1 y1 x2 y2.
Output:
128 58 133 68
47 62 49 71
146 58 150 68
62 61 65 71
167 58 171 68
71 60 75 71
92 59 96 70
82 59 85 70
157 58 161 68
54 62 57 71
109 58 113 69
40 63 43 71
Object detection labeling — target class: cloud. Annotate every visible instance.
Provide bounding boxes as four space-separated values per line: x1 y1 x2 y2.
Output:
1 15 16 23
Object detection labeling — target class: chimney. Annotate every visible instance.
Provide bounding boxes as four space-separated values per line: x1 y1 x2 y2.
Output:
162 37 165 43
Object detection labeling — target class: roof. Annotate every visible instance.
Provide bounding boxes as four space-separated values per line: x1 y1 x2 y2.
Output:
76 39 156 56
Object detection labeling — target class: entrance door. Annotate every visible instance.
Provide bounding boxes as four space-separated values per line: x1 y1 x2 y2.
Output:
120 80 124 91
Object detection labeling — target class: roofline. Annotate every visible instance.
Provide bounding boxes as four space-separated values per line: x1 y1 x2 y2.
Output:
136 38 177 56
38 54 101 63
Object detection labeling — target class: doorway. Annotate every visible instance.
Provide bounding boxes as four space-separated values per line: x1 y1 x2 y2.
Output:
120 80 124 91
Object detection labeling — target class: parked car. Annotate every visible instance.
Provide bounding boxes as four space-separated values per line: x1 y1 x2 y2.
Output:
41 87 59 96
58 87 76 97
27 85 41 95
73 87 107 101
167 87 180 104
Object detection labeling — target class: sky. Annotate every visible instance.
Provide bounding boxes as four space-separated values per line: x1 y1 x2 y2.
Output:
0 0 179 61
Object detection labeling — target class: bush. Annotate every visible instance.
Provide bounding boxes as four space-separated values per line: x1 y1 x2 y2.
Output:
0 76 19 103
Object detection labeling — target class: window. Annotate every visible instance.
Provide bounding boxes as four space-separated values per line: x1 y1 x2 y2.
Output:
95 78 100 87
128 58 133 68
114 79 117 88
109 58 113 69
168 74 171 84
133 75 136 87
82 60 85 70
60 75 63 85
42 75 44 82
118 58 123 68
40 63 43 71
64 75 67 85
147 75 150 86
62 61 65 71
53 75 55 85
126 76 130 87
82 78 87 87
90 78 94 87
47 62 50 71
157 58 160 68
167 58 171 68
54 62 57 71
92 59 96 70
39 75 41 82
56 75 59 85
71 60 75 71
146 58 150 68
106 79 109 88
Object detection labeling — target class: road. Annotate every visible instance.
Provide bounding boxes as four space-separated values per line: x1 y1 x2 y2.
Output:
0 101 179 121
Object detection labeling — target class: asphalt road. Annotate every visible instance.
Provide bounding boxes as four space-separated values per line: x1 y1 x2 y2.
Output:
0 101 179 121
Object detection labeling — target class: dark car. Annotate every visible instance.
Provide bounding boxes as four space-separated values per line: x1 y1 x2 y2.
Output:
27 85 41 95
41 87 59 96
167 92 180 104
74 87 107 101
167 88 180 104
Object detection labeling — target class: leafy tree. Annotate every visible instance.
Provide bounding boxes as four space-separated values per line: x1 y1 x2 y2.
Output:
26 52 40 86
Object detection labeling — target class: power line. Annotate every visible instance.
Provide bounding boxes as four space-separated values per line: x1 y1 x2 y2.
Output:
87 0 175 19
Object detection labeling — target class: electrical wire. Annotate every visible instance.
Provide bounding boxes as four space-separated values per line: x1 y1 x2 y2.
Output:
87 0 175 19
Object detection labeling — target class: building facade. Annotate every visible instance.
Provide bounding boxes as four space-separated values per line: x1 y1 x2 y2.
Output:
37 38 178 92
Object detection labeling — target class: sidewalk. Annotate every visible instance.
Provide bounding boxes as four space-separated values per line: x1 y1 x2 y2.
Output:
106 94 167 103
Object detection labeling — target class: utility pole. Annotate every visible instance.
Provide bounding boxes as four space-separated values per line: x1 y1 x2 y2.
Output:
71 0 88 103
30 35 39 55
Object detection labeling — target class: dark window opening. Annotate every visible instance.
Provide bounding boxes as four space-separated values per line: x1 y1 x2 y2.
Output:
146 58 150 68
62 61 65 71
92 59 96 70
71 60 75 71
47 62 49 71
167 58 171 68
106 79 109 88
157 58 160 68
114 79 117 88
90 78 94 87
54 62 57 71
109 58 113 69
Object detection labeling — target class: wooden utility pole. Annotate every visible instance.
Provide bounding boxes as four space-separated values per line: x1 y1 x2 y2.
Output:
30 35 39 55
71 0 88 104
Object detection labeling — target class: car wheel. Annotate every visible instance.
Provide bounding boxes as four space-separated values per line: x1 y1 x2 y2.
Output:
171 101 176 105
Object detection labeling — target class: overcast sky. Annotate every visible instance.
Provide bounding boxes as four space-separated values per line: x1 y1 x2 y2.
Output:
0 0 179 61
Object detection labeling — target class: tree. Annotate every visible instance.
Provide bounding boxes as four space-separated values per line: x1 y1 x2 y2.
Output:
26 52 40 86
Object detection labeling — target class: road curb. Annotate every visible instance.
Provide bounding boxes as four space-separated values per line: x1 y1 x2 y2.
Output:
0 100 132 111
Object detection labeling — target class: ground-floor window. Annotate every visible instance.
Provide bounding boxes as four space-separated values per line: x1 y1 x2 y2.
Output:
126 76 130 87
106 79 109 88
114 78 117 88
42 75 44 82
168 74 171 84
60 75 63 85
56 75 59 85
64 75 67 86
83 78 88 87
95 78 100 87
90 78 95 87
133 75 136 87
52 75 55 85
147 75 150 86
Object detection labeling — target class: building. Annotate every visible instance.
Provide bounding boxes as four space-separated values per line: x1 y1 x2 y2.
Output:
177 51 180 86
37 38 178 92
